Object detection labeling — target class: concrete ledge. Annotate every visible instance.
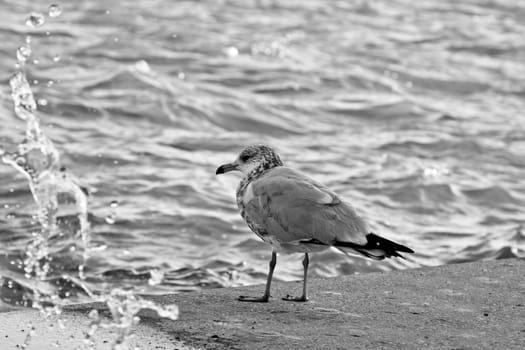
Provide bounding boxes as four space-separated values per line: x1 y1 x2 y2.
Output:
1 259 524 349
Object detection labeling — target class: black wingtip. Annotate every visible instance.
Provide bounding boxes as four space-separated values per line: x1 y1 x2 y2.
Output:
335 233 414 260
366 233 415 256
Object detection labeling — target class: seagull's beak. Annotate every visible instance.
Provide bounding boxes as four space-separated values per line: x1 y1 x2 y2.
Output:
216 162 239 175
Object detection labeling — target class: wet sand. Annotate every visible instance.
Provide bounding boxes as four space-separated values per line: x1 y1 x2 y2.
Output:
1 258 524 349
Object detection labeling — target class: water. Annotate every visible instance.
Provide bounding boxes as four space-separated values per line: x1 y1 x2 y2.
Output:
0 0 524 311
85 288 178 350
3 26 91 313
1 8 178 349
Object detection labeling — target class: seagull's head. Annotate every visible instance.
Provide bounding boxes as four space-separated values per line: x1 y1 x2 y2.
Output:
216 144 283 177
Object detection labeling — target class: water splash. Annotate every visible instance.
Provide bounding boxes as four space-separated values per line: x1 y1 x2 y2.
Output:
25 12 45 28
84 289 178 350
16 43 32 63
4 71 89 244
105 213 116 224
1 9 91 341
2 66 166 350
1 9 179 349
9 71 37 120
148 269 164 286
2 69 90 319
48 4 62 18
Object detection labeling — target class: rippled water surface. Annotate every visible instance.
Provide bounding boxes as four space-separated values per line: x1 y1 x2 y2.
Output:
1 0 524 304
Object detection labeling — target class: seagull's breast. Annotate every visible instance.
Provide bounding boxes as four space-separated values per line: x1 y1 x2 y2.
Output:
242 182 255 207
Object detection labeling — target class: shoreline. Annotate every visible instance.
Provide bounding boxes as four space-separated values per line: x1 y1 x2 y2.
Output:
1 258 524 349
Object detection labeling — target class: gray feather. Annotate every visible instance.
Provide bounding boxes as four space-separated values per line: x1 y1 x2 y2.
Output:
243 166 369 246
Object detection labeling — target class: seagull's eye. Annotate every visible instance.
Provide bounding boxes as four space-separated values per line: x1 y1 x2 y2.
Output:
240 154 251 162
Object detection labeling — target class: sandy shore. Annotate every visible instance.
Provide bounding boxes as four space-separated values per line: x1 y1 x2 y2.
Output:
1 258 524 349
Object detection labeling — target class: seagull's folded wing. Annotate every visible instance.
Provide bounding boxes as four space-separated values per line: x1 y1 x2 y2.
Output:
244 167 368 246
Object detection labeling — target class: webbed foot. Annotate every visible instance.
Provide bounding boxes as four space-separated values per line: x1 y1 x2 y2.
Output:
282 294 308 302
238 295 270 302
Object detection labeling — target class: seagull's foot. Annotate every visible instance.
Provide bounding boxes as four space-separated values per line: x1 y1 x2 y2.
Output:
282 294 308 302
238 295 270 302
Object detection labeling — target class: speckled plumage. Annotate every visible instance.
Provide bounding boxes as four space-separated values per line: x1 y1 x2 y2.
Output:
233 145 371 254
235 145 283 239
216 144 414 302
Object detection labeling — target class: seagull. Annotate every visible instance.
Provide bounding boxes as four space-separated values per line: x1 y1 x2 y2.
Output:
216 144 414 302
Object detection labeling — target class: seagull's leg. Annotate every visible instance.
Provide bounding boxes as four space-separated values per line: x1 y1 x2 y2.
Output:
283 252 309 302
238 251 276 302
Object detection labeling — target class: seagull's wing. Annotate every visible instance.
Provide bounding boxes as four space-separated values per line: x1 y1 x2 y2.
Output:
244 167 368 246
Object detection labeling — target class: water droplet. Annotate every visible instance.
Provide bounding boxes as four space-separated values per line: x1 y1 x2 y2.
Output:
113 37 119 43
37 98 48 106
133 60 150 73
110 200 119 208
25 13 45 27
48 4 62 17
422 166 450 178
46 80 55 87
88 309 99 320
32 59 39 65
6 213 16 220
178 72 185 80
105 214 116 224
16 44 32 62
10 71 37 119
148 270 164 286
223 46 239 57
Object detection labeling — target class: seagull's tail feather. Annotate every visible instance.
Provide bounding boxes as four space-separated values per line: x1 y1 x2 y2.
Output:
335 233 414 260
